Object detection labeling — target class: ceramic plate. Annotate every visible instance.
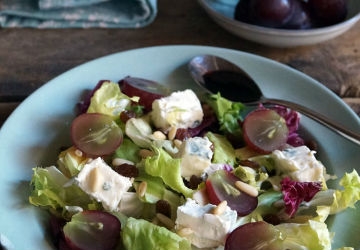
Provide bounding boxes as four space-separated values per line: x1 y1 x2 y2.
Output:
198 0 360 47
0 45 359 249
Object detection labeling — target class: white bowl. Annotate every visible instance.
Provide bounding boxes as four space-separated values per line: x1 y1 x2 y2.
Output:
198 0 360 47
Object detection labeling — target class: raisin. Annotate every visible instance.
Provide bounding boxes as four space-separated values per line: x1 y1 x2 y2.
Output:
239 159 260 169
120 110 137 123
113 163 139 178
156 200 171 218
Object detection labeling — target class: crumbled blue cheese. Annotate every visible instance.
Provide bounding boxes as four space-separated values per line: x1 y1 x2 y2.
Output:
75 157 132 211
271 146 326 183
151 89 203 130
177 137 213 179
175 199 237 248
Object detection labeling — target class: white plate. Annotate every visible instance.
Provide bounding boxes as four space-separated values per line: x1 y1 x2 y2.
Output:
198 0 360 47
0 45 359 249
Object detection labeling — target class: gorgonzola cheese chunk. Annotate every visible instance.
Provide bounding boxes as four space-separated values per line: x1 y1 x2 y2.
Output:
272 145 326 183
75 157 132 211
175 199 237 248
151 89 203 130
177 137 213 179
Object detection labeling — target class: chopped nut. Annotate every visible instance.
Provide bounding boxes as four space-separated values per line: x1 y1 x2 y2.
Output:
177 227 194 237
156 213 175 230
75 149 83 157
173 139 182 148
139 149 154 158
168 126 177 140
153 130 167 140
88 167 103 192
211 200 228 215
235 181 259 197
137 181 147 197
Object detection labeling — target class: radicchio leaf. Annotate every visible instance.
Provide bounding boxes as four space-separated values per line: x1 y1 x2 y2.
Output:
270 105 304 147
280 177 322 217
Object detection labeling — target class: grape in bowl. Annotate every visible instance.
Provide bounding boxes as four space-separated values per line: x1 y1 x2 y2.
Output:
197 0 360 47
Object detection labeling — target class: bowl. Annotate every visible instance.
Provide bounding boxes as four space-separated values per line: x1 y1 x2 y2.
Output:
198 0 360 47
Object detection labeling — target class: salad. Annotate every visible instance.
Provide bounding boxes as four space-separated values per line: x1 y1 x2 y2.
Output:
28 76 360 250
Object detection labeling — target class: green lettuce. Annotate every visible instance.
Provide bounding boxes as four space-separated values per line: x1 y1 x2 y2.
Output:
276 220 332 250
330 169 360 214
144 147 193 198
205 93 244 135
206 132 236 166
122 217 191 250
134 168 183 220
233 164 269 189
57 146 88 177
29 166 100 218
113 138 142 164
87 81 139 119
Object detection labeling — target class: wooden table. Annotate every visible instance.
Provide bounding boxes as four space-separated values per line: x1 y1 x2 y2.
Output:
1 0 360 127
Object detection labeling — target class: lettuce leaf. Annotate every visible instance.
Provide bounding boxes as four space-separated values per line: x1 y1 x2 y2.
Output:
330 169 360 214
87 81 139 119
113 138 142 164
206 132 236 166
135 168 183 220
144 147 194 198
29 166 100 218
122 217 191 250
205 93 244 135
276 220 332 250
57 146 88 177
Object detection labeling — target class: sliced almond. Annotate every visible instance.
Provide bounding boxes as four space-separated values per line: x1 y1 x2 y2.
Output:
88 167 103 192
153 130 167 140
235 181 259 197
177 227 194 237
211 200 228 215
156 213 175 230
137 181 147 197
168 126 177 140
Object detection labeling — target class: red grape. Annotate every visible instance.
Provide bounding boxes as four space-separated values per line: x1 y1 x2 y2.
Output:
284 0 312 29
63 211 121 250
242 109 289 153
225 221 282 250
307 0 348 26
248 0 296 28
206 170 258 216
234 0 251 23
234 0 348 29
71 113 123 157
119 76 168 111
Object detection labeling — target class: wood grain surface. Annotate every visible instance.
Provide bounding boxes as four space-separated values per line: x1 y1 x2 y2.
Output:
1 0 360 126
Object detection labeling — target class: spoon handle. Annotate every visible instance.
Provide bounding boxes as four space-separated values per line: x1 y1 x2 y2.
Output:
263 98 360 146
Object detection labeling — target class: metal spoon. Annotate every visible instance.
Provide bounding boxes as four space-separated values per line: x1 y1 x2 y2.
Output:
189 54 360 146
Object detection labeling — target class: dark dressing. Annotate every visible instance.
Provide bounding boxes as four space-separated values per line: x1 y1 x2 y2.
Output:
202 70 262 103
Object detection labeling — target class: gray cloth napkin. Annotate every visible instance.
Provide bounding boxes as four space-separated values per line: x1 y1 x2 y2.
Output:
0 0 157 28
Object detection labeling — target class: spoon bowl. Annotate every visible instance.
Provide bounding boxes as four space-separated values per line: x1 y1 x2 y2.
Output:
188 55 360 145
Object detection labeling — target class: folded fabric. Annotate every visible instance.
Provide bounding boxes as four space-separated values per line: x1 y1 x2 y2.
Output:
38 0 111 10
0 0 157 28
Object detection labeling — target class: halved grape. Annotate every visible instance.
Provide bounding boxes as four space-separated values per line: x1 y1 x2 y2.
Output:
63 210 121 250
119 76 169 111
206 170 258 216
242 109 289 153
71 113 123 157
225 221 282 250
